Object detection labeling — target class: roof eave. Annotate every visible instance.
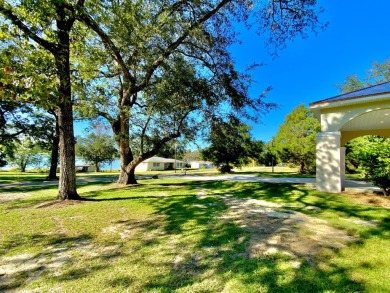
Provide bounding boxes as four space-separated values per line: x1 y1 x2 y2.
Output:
310 92 390 110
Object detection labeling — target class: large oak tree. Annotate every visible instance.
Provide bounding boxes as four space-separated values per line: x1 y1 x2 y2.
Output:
1 0 327 193
72 0 326 185
0 0 86 199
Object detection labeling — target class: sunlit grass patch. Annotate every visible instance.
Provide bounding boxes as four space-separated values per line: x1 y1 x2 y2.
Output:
0 177 388 292
0 171 48 184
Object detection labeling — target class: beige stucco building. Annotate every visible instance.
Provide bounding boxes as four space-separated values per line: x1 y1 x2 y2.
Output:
310 81 390 193
135 156 185 172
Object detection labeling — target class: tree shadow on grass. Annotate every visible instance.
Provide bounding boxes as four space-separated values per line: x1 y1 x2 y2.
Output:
129 180 390 292
1 180 384 291
132 186 365 292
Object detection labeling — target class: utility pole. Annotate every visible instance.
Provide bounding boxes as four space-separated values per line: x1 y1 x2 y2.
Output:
174 141 177 173
271 136 275 173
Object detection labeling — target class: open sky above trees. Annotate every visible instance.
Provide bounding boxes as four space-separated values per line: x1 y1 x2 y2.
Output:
229 0 390 142
230 0 389 142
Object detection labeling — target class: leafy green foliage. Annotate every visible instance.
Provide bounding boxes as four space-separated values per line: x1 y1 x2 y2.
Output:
202 117 254 172
71 0 325 184
6 138 41 172
0 0 87 199
357 136 390 196
1 0 327 190
183 150 202 162
274 104 320 173
76 133 118 172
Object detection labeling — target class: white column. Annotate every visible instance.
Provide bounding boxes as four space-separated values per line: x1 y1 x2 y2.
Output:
340 146 346 191
316 132 343 193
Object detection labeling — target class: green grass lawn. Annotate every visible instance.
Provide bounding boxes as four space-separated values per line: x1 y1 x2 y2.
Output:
0 167 305 184
0 172 49 184
0 176 389 292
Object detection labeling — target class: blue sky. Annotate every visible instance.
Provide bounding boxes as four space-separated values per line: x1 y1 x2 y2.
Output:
230 0 390 142
75 0 390 144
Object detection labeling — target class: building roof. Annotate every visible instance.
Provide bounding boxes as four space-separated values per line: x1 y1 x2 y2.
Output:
142 156 184 163
310 81 390 106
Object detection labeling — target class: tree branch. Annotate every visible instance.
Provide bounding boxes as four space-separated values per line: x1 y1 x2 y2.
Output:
96 110 114 124
0 3 56 53
75 9 135 86
138 0 231 91
140 115 152 154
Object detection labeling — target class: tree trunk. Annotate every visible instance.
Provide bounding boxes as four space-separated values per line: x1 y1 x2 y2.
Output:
57 102 80 200
55 16 80 200
47 116 59 180
20 162 26 172
118 163 138 185
299 160 305 174
115 113 136 185
117 139 136 184
95 162 100 172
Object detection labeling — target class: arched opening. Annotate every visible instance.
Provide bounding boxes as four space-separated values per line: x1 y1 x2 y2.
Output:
310 82 390 193
339 108 390 145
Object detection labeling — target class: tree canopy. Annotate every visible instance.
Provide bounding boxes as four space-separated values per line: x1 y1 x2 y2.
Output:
337 58 390 92
0 0 85 199
76 133 118 172
357 136 390 196
202 116 254 172
71 0 325 184
1 0 327 197
274 104 320 173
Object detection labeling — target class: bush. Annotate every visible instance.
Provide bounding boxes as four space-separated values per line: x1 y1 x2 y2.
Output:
359 137 390 196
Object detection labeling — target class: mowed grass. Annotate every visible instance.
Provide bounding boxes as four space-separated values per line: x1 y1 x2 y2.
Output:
0 176 389 292
0 167 304 184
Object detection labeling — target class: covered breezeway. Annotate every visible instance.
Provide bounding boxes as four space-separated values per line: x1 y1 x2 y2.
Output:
310 81 390 193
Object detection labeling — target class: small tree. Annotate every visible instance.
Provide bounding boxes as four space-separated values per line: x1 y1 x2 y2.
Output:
76 133 118 172
358 136 390 196
274 104 320 173
7 138 41 172
202 116 253 173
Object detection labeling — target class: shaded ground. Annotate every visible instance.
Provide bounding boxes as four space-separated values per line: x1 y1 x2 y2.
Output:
0 189 360 289
196 190 359 266
0 175 388 291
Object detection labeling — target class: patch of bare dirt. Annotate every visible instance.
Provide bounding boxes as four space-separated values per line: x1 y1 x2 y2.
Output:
342 190 390 208
34 200 86 209
218 195 355 265
0 193 31 203
0 238 120 290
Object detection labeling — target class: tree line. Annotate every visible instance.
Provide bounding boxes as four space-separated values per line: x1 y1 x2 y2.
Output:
1 0 325 199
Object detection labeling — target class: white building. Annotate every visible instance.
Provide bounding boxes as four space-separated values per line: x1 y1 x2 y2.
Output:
310 81 390 193
190 161 214 169
135 156 185 172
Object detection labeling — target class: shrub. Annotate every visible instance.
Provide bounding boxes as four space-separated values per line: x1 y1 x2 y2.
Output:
358 137 390 196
